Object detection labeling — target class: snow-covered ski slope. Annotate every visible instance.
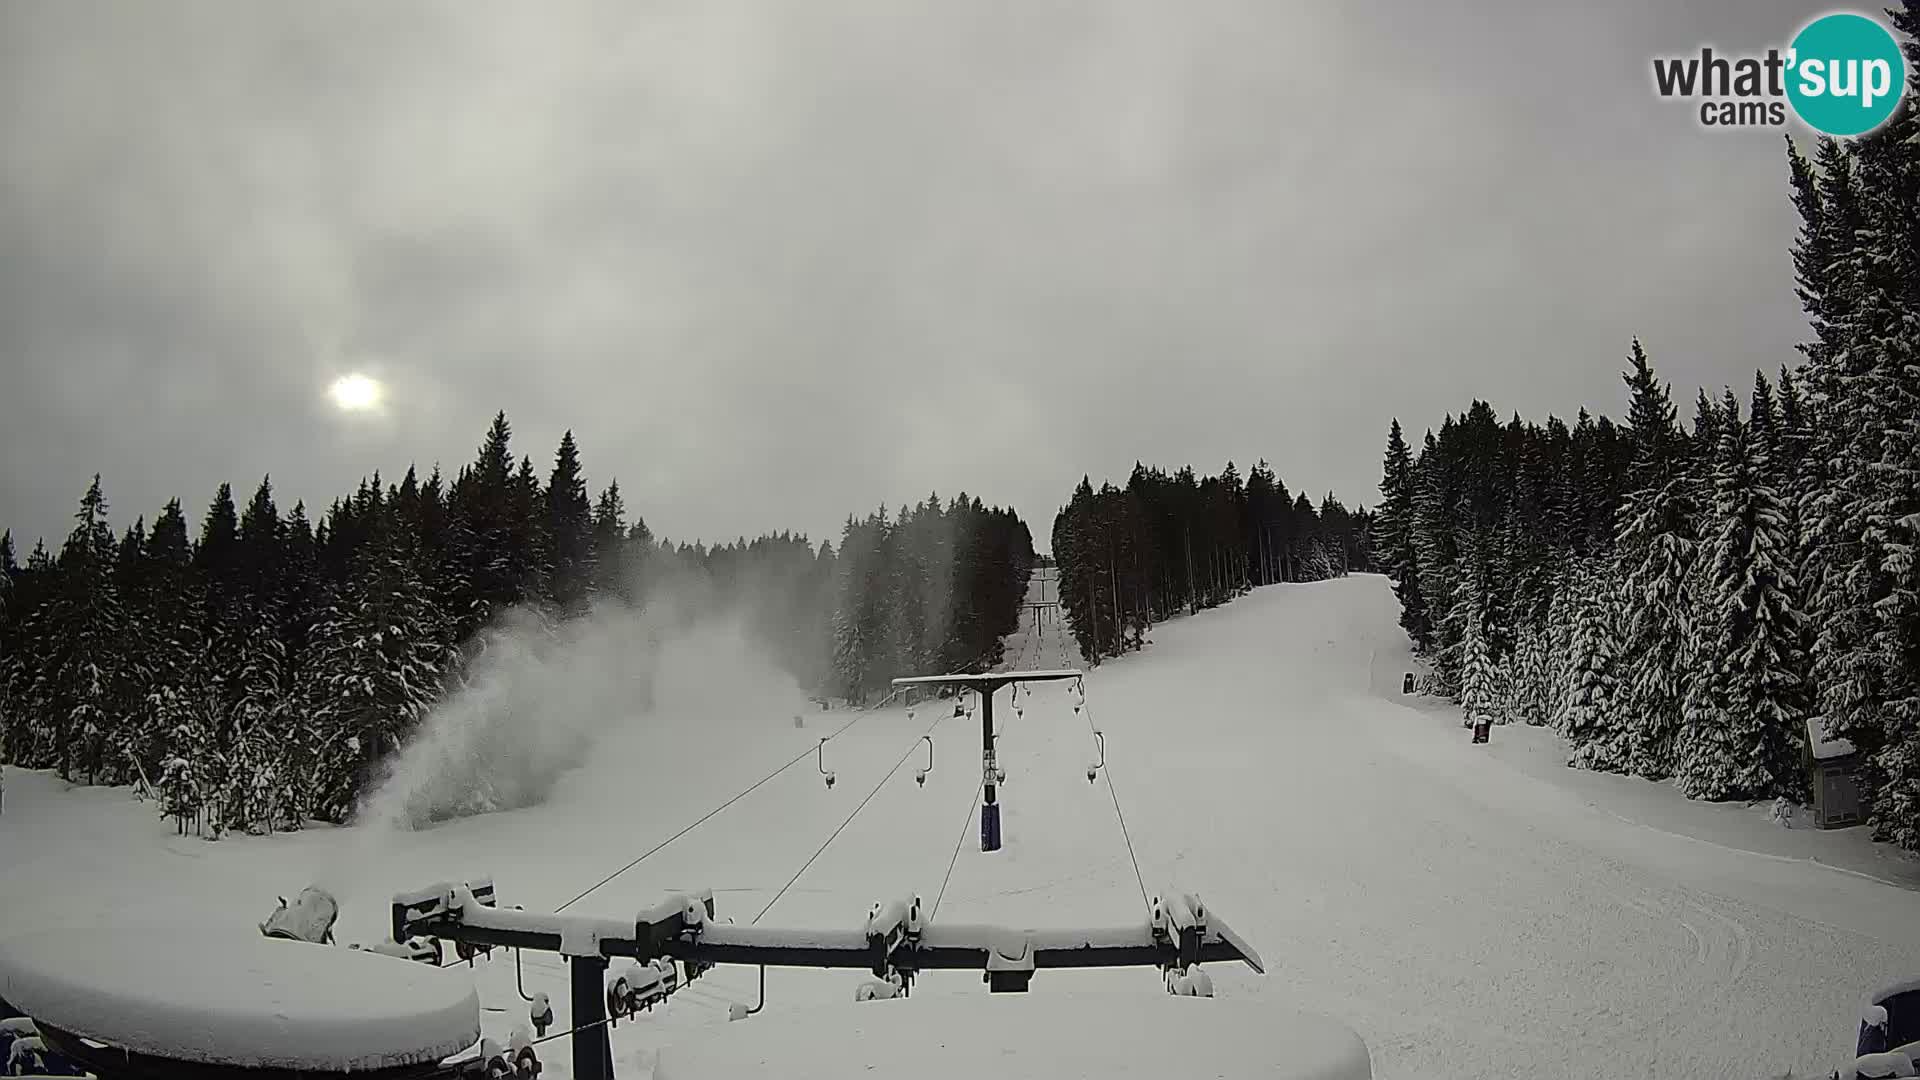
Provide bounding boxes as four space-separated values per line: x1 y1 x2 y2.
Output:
4 573 1919 1079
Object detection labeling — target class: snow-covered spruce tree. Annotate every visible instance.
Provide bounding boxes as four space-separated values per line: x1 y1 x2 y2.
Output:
151 674 227 837
1376 420 1433 650
156 749 199 835
589 479 630 604
1785 137 1872 804
4 541 57 767
1610 340 1700 781
1301 540 1336 582
148 684 209 830
296 494 451 823
1542 554 1577 729
913 496 957 669
1319 493 1359 578
1789 112 1920 847
1459 606 1498 731
217 477 288 833
103 518 153 790
1498 628 1526 726
1565 557 1628 767
1054 479 1101 664
46 476 128 784
882 501 933 676
510 455 554 607
1287 494 1322 584
1412 429 1463 693
1503 617 1551 726
1676 393 1810 801
1775 365 1814 488
445 413 543 636
0 530 11 625
193 481 246 754
0 530 14 764
124 502 201 782
1675 391 1733 794
545 431 595 616
1853 64 1920 850
1614 474 1702 780
1488 646 1515 726
236 720 286 835
1843 72 1920 846
1748 371 1781 471
830 513 878 699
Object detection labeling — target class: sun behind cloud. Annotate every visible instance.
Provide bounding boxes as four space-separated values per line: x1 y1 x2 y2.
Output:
327 373 384 413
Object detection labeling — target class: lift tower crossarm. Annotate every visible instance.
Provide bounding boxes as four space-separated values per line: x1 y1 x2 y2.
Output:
888 669 1083 692
391 879 1263 1080
390 884 1267 977
890 669 1085 852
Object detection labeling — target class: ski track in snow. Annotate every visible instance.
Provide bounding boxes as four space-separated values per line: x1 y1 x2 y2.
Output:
3 573 1918 1079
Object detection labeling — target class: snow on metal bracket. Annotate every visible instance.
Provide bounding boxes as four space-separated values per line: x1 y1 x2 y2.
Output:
392 878 1263 984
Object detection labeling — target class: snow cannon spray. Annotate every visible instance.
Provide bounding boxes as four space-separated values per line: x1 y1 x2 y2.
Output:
259 885 340 945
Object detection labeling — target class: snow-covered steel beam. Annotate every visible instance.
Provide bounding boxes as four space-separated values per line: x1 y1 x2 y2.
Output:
890 669 1082 689
680 921 1259 973
393 883 1263 977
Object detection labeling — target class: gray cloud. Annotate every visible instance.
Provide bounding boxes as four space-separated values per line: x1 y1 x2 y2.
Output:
1 0 1822 550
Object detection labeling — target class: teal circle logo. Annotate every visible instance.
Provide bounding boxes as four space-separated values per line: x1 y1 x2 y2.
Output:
1786 12 1906 136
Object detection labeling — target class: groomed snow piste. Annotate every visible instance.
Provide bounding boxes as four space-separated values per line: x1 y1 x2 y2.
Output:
2 574 1917 1078
653 993 1371 1080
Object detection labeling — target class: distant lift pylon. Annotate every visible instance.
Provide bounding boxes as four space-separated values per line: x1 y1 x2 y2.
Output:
890 669 1084 852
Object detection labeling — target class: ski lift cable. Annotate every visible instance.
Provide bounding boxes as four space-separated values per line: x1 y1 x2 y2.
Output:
555 709 873 914
555 647 999 916
751 709 952 926
1080 697 1149 908
929 671 1027 919
930 776 985 922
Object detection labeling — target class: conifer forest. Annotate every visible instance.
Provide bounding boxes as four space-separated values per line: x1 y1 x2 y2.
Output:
0 414 1033 834
1373 119 1920 850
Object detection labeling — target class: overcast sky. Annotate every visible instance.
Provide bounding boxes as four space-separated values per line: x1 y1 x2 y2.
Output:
1 0 1828 553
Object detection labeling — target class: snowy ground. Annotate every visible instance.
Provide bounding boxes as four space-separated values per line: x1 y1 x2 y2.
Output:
4 573 1918 1079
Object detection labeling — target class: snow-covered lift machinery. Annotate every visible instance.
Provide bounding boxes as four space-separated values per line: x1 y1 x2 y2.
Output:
391 878 1265 1080
259 885 341 945
889 669 1084 851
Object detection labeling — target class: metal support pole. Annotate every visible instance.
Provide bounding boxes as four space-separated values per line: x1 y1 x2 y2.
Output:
570 954 611 1080
980 685 1000 852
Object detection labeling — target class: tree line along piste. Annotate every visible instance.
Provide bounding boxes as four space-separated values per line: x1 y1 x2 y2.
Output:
0 406 1380 842
1370 116 1920 852
0 415 1034 836
1049 462 1374 664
